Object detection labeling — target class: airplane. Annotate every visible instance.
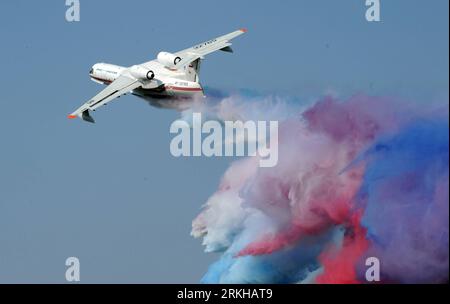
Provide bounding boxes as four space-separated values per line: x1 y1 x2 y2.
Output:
68 29 247 123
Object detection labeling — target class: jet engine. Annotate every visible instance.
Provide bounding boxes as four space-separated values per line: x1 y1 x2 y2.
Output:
130 65 155 80
157 52 182 68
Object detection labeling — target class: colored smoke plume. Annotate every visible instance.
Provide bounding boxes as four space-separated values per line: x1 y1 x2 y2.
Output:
190 91 449 283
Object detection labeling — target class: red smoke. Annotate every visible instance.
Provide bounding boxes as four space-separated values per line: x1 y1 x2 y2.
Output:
315 212 369 284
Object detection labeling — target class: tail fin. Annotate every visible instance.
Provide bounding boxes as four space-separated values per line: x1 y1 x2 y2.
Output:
184 58 201 83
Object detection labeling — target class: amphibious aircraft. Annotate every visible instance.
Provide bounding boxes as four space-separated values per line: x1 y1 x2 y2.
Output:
68 29 247 123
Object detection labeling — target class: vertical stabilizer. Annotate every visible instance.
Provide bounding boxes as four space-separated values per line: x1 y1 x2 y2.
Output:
184 59 201 83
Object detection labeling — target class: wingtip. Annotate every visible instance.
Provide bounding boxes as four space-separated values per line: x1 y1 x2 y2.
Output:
68 114 77 119
240 28 248 33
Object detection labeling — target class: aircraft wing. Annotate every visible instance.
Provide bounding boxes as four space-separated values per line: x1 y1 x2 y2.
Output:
68 74 142 123
153 29 247 69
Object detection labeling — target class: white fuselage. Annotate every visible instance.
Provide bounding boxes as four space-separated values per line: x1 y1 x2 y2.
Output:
89 62 204 108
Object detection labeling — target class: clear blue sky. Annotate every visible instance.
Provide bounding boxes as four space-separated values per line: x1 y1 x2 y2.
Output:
0 0 448 283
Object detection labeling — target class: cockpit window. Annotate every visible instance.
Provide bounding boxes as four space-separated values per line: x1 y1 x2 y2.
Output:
89 68 94 75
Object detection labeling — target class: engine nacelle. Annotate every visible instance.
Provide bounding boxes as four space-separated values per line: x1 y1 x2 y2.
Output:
130 65 155 80
157 52 182 68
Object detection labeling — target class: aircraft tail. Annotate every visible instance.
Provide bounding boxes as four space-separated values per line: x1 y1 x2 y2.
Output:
184 58 201 83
